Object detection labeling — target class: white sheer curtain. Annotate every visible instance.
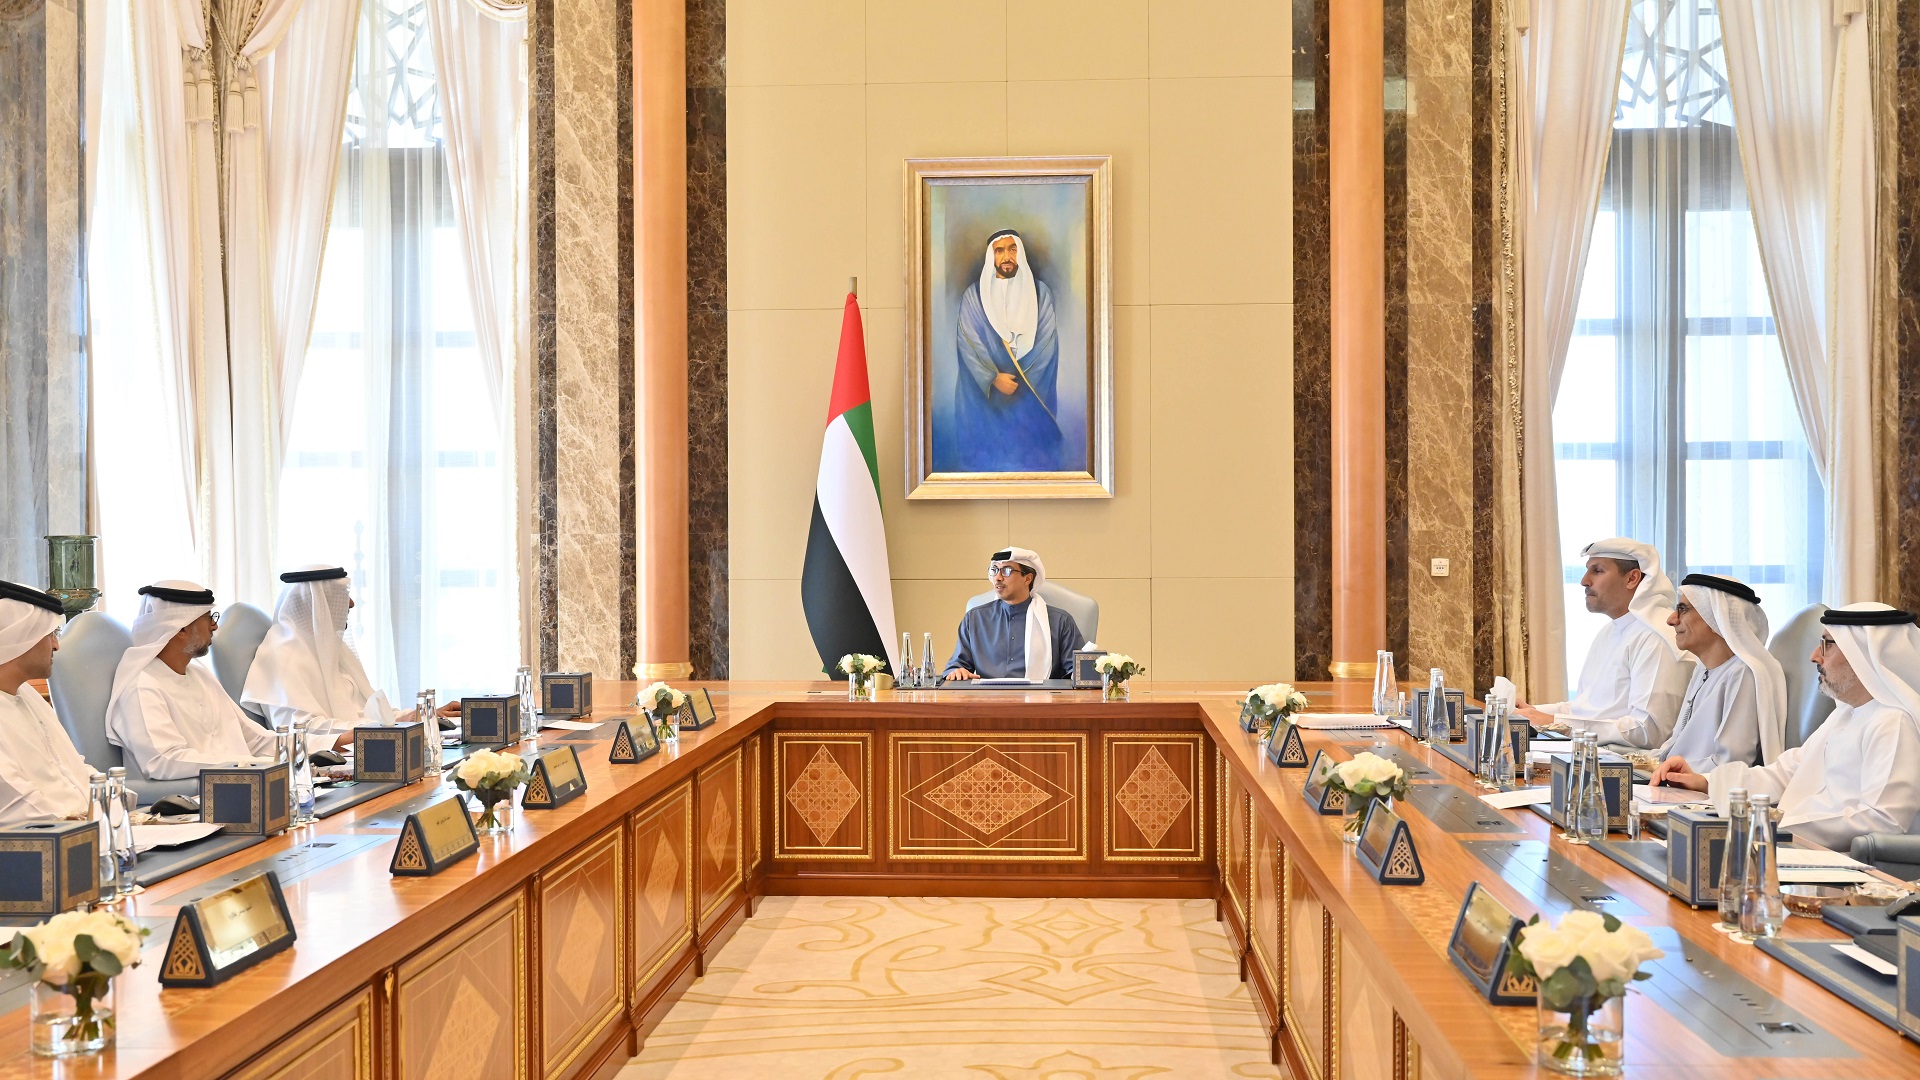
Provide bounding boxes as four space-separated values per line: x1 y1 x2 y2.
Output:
218 0 361 608
1719 0 1876 604
89 0 224 616
1505 0 1632 700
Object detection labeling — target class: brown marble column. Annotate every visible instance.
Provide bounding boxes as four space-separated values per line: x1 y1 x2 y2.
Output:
1328 0 1387 679
633 0 692 679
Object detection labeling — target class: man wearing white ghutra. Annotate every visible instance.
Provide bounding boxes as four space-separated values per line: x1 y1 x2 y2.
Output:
944 547 1086 682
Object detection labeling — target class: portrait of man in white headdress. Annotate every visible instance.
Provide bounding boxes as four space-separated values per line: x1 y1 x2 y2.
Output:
949 229 1065 472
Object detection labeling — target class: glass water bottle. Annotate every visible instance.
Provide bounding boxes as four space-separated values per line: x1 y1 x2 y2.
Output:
89 773 119 901
1489 699 1516 791
1738 793 1785 942
291 719 316 825
1718 788 1751 932
1559 735 1588 842
1576 735 1609 843
1420 668 1446 747
921 633 935 686
900 632 916 688
105 767 136 897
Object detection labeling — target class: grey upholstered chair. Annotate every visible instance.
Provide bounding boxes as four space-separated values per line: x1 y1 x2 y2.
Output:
964 581 1100 645
1848 833 1920 883
210 601 273 727
45 610 200 802
1766 603 1833 751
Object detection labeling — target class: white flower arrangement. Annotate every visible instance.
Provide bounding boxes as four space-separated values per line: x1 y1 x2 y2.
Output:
638 681 687 718
454 749 529 796
1328 751 1410 836
4 910 149 1047
837 654 886 676
1508 911 1663 1068
1094 653 1144 680
1247 682 1310 720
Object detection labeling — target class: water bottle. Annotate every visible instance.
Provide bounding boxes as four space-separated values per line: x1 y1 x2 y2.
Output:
1489 699 1516 791
1576 735 1608 843
921 633 935 686
1560 735 1588 841
106 767 136 896
1372 651 1391 714
516 665 536 727
1422 668 1446 747
900 632 917 688
1738 793 1785 941
1474 699 1499 788
1717 788 1751 932
277 723 300 820
89 773 119 902
291 719 317 825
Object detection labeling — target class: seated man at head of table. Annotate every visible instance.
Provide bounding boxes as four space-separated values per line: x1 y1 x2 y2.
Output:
1513 537 1692 750
1653 603 1920 850
1653 573 1788 770
105 580 280 780
0 580 95 825
943 547 1086 682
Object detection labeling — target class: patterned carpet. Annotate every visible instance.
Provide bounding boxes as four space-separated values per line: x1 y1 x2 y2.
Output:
620 896 1286 1080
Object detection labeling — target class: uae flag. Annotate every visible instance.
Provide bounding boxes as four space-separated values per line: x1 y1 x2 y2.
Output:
802 294 900 677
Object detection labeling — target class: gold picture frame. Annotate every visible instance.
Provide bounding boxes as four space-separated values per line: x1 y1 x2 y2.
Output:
905 155 1114 499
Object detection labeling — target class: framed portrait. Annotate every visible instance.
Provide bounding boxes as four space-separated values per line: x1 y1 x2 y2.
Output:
905 156 1114 499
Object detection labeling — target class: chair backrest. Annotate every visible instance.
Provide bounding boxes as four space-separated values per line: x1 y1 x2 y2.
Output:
46 611 129 773
211 602 273 726
1767 603 1833 751
965 582 1100 644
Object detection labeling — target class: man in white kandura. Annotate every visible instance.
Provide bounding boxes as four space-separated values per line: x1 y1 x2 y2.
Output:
106 581 279 780
1653 603 1920 850
244 565 438 741
1653 573 1787 770
0 580 95 825
1514 538 1692 749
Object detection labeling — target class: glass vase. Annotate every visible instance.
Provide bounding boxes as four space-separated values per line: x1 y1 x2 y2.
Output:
471 794 513 836
30 979 115 1057
1536 993 1625 1076
849 673 875 702
1102 673 1130 702
1341 793 1379 844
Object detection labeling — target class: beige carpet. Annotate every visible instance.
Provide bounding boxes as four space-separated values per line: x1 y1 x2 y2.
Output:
620 895 1286 1080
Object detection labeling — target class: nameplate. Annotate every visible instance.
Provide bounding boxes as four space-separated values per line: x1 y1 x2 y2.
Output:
541 672 593 718
462 694 522 746
677 687 718 731
1071 649 1107 690
1238 694 1261 733
608 718 661 765
1264 718 1307 767
158 870 296 988
200 762 292 836
521 746 588 809
354 721 428 783
390 797 480 877
1665 805 1729 908
1549 752 1633 830
1412 688 1467 742
1353 801 1424 886
1301 750 1347 815
1448 882 1535 1004
0 818 101 916
1897 915 1920 1043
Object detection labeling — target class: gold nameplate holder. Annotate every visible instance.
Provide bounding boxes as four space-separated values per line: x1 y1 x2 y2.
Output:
521 745 588 809
1300 750 1347 815
1353 800 1424 886
1447 881 1535 1005
609 717 661 765
390 796 481 877
1265 717 1307 768
676 687 719 731
158 871 297 988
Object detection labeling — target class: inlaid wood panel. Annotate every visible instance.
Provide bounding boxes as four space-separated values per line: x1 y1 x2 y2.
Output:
744 734 763 871
631 781 694 995
1249 816 1282 990
696 747 744 925
1283 852 1336 1080
225 989 372 1080
890 733 1086 860
1223 767 1251 928
773 732 871 858
1338 934 1396 1080
395 891 528 1080
1102 734 1204 861
539 827 624 1078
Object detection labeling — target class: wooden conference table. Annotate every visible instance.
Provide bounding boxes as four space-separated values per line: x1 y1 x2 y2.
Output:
0 680 1914 1080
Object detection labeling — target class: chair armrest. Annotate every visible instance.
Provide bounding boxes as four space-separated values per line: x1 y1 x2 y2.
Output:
1850 832 1920 865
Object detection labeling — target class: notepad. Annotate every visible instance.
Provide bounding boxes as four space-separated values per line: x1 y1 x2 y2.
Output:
1777 867 1875 885
540 719 602 731
1833 942 1898 976
972 678 1033 685
1479 786 1552 809
1775 847 1869 869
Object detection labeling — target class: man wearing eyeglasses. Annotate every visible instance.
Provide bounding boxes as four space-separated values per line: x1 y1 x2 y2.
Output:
944 547 1086 682
106 581 278 779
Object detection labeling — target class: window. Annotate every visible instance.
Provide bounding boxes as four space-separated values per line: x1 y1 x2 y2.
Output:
276 0 518 697
1553 0 1825 677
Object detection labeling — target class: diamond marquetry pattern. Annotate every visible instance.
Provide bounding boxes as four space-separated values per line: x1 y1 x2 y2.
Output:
923 758 1052 836
705 788 735 869
643 832 681 923
786 746 861 845
1114 747 1191 848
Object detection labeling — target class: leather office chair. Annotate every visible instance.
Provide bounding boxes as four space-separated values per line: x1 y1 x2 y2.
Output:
211 601 273 727
46 610 200 802
1766 603 1833 751
1849 834 1920 883
964 581 1100 645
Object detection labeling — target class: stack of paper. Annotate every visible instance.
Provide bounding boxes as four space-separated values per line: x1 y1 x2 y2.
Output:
1479 787 1552 809
129 823 224 854
1293 713 1397 730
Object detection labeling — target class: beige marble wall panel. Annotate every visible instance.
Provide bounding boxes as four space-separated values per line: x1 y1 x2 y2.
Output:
44 0 84 534
1405 0 1475 682
554 0 625 677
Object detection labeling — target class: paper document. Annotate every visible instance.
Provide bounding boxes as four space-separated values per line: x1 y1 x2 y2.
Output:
1833 942 1898 977
1292 713 1396 730
540 719 602 731
1777 867 1875 885
1775 847 1869 869
972 678 1032 685
1530 741 1574 755
1479 786 1552 809
1631 783 1707 806
129 823 224 854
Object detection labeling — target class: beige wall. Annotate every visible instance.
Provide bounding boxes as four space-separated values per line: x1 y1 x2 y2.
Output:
726 0 1295 680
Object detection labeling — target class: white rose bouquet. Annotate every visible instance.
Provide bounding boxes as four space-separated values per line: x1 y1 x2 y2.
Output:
4 909 149 1052
637 681 688 736
1507 910 1662 1072
1247 682 1311 730
1328 752 1409 837
838 654 885 701
454 748 531 833
1093 653 1144 679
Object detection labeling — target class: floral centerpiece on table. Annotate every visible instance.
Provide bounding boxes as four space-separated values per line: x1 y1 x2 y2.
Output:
1328 752 1410 840
637 681 688 738
1505 911 1663 1076
1247 682 1311 734
4 910 149 1057
454 748 530 835
1094 654 1144 701
838 654 885 702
